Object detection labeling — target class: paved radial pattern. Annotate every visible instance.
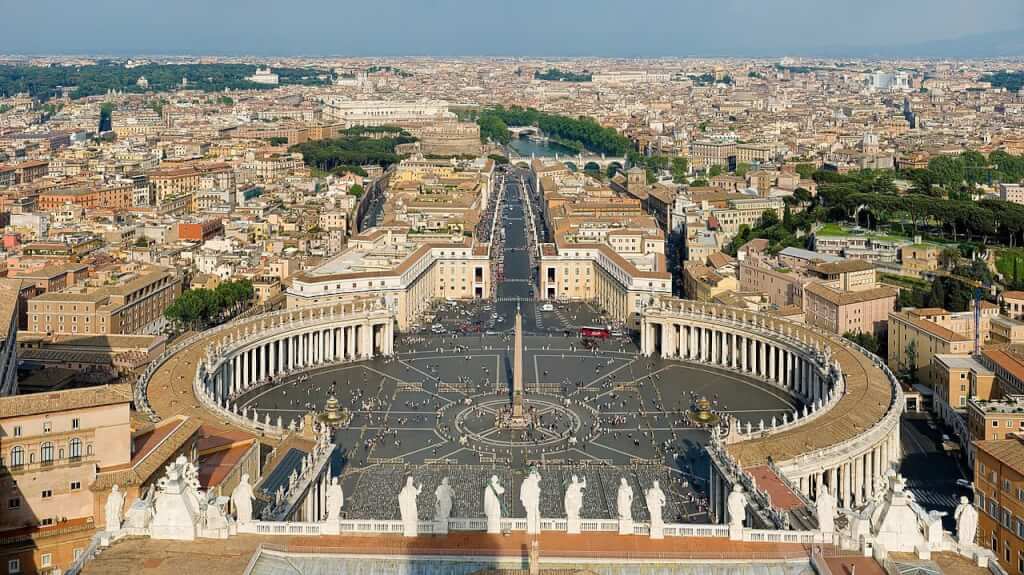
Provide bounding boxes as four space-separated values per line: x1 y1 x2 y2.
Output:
236 332 801 524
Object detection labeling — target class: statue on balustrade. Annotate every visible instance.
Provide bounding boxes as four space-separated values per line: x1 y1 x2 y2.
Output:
484 475 505 534
105 484 125 532
727 484 747 534
434 477 454 525
617 477 634 533
231 473 255 524
816 486 835 536
645 480 666 539
520 467 542 535
955 495 978 547
564 474 587 534
325 477 344 522
399 476 422 537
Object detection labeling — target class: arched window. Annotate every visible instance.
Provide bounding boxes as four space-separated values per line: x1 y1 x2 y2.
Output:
40 442 53 463
69 438 82 459
86 444 94 457
10 446 23 467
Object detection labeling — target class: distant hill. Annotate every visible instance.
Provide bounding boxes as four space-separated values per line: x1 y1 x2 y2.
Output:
807 28 1024 59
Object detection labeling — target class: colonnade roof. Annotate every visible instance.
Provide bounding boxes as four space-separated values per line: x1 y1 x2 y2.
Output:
646 302 896 468
726 335 893 467
143 300 388 434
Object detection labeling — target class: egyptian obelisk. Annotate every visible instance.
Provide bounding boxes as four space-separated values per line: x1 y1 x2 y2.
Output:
512 304 525 420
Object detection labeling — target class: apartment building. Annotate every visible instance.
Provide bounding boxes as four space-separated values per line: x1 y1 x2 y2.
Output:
804 282 897 336
888 306 998 384
0 385 132 575
974 436 1024 574
27 266 181 336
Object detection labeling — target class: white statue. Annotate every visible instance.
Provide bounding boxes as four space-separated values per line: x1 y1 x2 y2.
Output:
434 477 454 525
727 484 747 540
565 475 587 534
617 477 634 522
955 496 978 547
645 481 666 539
325 477 344 522
617 477 634 534
520 468 542 535
484 475 505 534
816 486 835 535
231 473 255 524
105 484 125 532
398 476 422 537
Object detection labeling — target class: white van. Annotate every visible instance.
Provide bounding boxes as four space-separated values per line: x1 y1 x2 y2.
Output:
541 303 554 312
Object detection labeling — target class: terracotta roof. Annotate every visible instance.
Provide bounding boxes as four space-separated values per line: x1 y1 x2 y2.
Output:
975 436 1024 478
804 283 898 306
92 415 202 491
809 260 875 274
0 383 131 419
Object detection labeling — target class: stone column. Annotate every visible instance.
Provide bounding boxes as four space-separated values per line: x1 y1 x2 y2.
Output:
841 462 851 508
365 323 373 358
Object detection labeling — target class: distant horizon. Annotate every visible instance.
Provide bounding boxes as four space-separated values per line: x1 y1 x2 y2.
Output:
2 0 1023 59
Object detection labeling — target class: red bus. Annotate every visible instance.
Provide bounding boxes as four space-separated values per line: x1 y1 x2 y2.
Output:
580 326 610 339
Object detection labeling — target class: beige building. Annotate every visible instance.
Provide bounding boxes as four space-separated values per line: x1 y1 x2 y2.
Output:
0 385 132 574
286 228 490 330
27 266 181 336
888 308 976 385
682 261 737 302
803 283 897 337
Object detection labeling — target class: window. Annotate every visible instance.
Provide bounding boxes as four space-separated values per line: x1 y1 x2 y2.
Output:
69 438 81 459
7 498 19 510
72 417 80 430
40 442 53 463
12 426 20 438
1005 479 1012 491
40 490 52 499
43 421 51 433
40 554 51 568
7 559 20 574
40 518 52 526
70 481 81 491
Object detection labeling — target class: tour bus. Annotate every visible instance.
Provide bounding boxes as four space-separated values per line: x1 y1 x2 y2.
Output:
580 326 611 339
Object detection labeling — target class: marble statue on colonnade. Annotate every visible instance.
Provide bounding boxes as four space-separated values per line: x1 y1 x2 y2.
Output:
955 496 978 548
435 477 454 533
325 477 344 522
616 477 634 535
564 475 587 535
231 474 255 524
817 486 836 537
727 484 747 541
485 475 505 534
645 480 666 540
105 484 125 532
520 467 542 535
399 476 422 537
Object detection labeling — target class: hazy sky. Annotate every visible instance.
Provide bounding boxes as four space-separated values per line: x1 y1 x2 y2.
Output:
1 0 1022 57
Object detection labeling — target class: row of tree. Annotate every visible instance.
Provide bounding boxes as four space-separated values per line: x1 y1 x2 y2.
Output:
476 106 632 155
0 63 328 101
534 68 592 82
289 130 416 174
164 279 255 330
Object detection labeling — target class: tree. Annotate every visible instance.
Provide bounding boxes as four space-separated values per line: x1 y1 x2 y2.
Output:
348 184 365 198
671 157 689 184
708 165 723 178
735 162 752 178
795 164 816 180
